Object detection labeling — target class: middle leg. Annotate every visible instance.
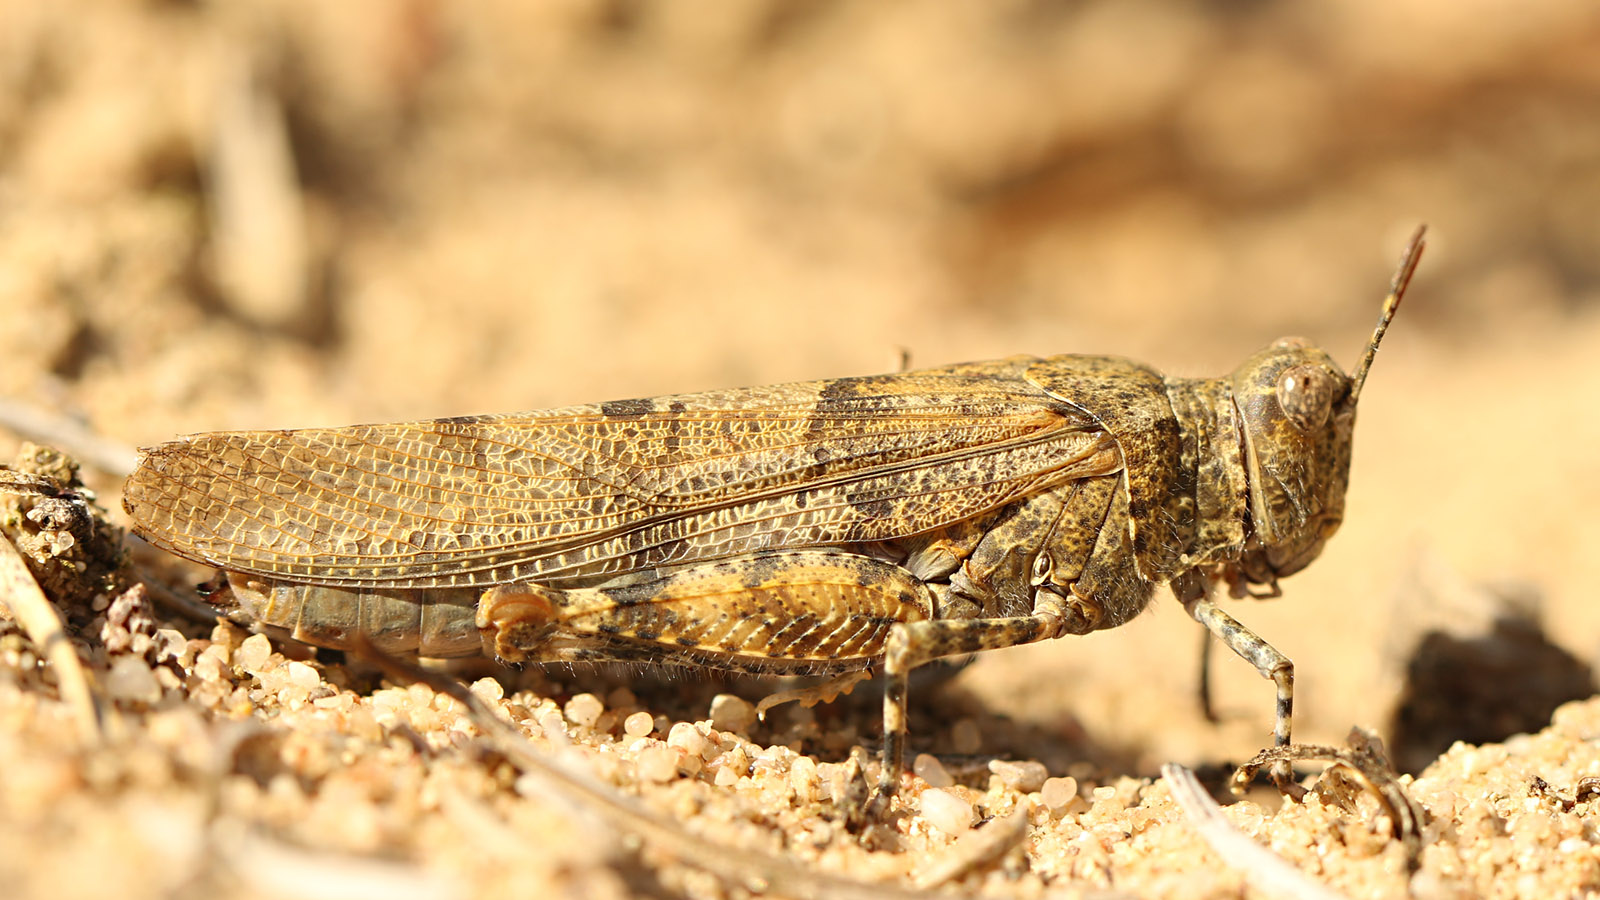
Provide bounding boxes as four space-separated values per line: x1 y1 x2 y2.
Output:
867 590 1093 815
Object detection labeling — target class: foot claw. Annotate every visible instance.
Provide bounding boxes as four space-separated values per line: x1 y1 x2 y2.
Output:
1270 760 1307 801
838 747 897 832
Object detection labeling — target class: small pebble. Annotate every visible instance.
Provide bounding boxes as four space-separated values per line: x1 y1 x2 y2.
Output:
153 629 189 663
637 746 679 783
105 656 162 704
469 678 504 702
370 688 407 711
564 693 603 728
193 650 225 684
666 722 706 757
624 711 655 737
1041 776 1079 811
989 759 1049 793
257 667 287 695
713 745 751 784
920 787 974 835
1091 784 1126 816
710 694 755 733
538 710 568 739
235 634 272 672
198 642 231 669
790 756 820 803
914 753 954 788
285 661 320 691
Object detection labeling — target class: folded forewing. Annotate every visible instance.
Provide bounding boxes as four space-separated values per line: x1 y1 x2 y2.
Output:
125 359 1120 589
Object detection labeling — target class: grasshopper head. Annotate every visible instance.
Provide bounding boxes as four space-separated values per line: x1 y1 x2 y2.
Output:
1231 340 1357 583
1231 227 1424 587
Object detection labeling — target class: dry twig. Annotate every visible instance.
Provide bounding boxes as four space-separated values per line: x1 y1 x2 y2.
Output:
1162 763 1347 900
0 532 102 741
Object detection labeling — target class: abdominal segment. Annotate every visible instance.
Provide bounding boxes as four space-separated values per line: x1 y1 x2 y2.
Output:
218 574 483 657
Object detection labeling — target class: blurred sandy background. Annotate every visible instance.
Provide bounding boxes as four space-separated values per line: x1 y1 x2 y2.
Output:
2 0 1600 895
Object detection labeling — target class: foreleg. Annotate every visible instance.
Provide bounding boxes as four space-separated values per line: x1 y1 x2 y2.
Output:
1181 594 1297 792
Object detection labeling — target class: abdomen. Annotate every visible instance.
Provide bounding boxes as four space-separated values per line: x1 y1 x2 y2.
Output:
217 574 484 657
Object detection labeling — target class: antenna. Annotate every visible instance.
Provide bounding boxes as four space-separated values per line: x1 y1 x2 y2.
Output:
1350 225 1426 404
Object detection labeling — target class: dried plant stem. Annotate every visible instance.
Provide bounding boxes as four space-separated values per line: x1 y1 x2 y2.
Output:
0 533 102 741
1162 763 1348 900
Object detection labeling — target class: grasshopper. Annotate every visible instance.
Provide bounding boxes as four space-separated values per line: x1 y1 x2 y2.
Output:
124 228 1424 812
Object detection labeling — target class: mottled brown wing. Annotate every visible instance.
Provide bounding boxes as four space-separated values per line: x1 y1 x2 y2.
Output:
124 358 1120 590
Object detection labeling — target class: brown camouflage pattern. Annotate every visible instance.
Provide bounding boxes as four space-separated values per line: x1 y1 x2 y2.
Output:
123 228 1426 810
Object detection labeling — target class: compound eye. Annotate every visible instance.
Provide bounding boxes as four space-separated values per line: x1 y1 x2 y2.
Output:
1276 364 1335 432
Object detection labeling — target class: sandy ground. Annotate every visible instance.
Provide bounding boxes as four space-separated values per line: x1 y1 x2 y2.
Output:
3 1 1600 897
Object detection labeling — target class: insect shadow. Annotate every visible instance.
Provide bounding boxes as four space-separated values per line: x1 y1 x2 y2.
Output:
1385 582 1594 775
548 660 1150 783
